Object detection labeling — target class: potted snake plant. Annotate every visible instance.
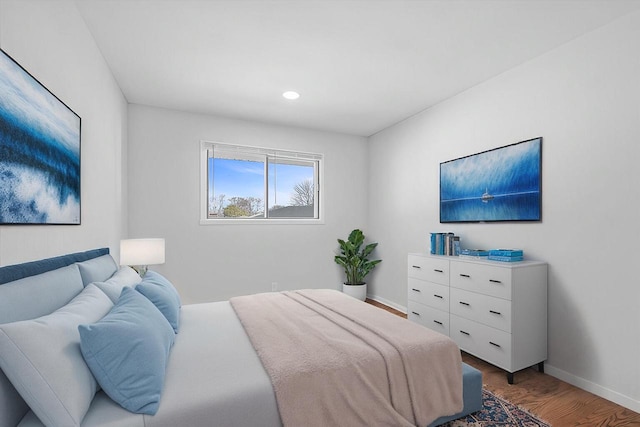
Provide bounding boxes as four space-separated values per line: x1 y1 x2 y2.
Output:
334 229 382 301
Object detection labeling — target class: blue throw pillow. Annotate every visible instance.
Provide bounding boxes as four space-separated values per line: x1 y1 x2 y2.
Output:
135 270 181 333
78 287 175 415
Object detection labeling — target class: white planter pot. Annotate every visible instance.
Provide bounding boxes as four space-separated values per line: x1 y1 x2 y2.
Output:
342 283 367 301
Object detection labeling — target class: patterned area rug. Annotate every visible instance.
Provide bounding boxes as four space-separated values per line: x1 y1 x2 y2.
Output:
441 389 551 427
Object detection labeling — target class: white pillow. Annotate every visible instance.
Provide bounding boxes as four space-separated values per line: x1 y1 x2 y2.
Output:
93 266 142 303
0 284 113 427
76 254 118 286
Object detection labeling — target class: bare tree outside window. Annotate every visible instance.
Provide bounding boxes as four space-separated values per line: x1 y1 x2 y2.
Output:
209 194 226 217
290 179 314 206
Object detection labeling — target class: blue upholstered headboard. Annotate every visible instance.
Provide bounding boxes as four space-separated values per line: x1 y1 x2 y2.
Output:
0 248 109 285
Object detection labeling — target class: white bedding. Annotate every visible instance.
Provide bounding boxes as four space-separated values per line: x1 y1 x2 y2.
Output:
17 302 282 427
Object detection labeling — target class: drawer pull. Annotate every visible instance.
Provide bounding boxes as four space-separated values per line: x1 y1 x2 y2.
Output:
459 330 470 336
459 301 470 306
460 274 471 278
489 279 502 283
489 310 502 315
434 294 443 299
433 320 443 325
411 288 421 292
412 265 422 269
434 269 444 273
411 311 421 316
489 341 502 348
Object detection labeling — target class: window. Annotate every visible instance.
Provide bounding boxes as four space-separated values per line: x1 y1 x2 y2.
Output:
200 141 322 222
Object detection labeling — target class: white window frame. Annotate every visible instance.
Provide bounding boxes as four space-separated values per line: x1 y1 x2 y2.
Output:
200 140 324 225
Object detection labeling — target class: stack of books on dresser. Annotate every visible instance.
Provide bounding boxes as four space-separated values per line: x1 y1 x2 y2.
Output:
488 249 524 262
430 232 460 256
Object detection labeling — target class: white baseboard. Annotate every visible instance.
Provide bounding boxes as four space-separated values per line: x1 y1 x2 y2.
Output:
366 294 407 314
544 364 640 413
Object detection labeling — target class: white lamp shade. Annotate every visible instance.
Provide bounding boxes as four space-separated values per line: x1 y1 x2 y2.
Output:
120 238 165 266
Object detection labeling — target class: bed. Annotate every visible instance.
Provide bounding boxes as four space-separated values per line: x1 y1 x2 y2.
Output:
0 248 482 427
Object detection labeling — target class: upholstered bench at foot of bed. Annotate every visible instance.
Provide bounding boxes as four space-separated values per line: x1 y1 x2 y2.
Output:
428 362 483 427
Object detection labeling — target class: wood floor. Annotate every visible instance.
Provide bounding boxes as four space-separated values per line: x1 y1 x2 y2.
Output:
366 299 640 427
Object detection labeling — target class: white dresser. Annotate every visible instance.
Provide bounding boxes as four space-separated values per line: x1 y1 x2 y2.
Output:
408 253 547 383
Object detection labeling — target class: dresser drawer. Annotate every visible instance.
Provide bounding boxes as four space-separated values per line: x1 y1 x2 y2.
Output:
450 288 512 333
408 278 449 311
408 301 450 336
450 261 512 300
408 255 449 285
450 314 512 371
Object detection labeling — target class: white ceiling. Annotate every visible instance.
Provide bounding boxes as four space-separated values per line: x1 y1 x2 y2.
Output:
76 0 640 137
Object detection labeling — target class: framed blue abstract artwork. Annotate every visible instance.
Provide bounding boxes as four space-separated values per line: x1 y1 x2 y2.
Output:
0 49 81 225
440 137 542 223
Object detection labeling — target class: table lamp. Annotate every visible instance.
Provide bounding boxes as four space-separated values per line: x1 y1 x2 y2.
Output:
120 238 165 276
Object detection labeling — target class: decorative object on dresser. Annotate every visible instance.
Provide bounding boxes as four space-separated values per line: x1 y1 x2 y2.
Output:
334 229 381 301
408 253 547 384
430 232 461 256
488 248 524 262
459 249 490 259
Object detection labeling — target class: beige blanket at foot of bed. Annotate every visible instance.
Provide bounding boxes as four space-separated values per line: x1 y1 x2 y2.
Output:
230 289 462 427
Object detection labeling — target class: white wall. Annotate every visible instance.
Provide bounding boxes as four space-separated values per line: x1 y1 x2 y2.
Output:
368 11 640 411
0 0 128 264
127 104 368 304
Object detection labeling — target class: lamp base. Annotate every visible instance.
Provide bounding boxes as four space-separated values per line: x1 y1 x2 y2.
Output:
130 265 148 277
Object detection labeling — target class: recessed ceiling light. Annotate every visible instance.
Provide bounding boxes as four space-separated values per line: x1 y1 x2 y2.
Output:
282 91 300 100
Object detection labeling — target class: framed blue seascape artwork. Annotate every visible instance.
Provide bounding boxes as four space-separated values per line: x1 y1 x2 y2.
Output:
0 49 81 225
440 137 542 223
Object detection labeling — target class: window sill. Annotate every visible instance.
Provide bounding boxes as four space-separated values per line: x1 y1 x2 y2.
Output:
199 218 325 226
